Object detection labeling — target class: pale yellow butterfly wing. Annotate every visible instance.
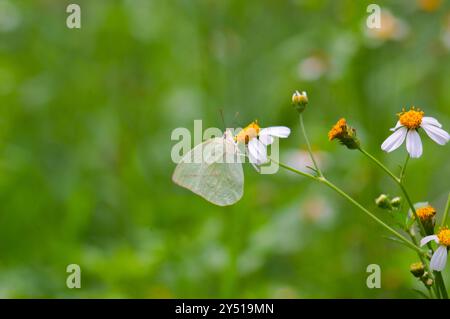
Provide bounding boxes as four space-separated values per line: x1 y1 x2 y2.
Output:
172 133 244 206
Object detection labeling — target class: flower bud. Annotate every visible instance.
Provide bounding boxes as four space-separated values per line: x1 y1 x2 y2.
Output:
416 205 437 235
423 277 433 287
292 90 308 114
328 118 360 150
420 272 433 287
375 194 392 210
410 262 425 278
390 196 402 208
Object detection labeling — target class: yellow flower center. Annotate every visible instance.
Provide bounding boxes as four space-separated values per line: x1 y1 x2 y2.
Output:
235 121 260 144
416 205 436 221
398 107 424 129
437 227 450 247
328 118 347 141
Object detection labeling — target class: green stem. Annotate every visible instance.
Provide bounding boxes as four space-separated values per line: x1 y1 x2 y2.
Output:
275 159 320 181
399 154 410 183
320 178 424 255
275 160 424 256
408 230 439 298
399 184 426 233
435 279 442 299
435 193 450 298
359 147 400 183
359 147 447 297
299 114 323 177
440 192 450 228
358 148 427 237
428 286 436 299
435 271 448 299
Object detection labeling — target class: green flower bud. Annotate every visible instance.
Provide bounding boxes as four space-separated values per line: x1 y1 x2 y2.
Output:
292 90 308 114
424 278 433 287
375 194 392 210
390 196 402 208
410 262 425 278
420 273 433 287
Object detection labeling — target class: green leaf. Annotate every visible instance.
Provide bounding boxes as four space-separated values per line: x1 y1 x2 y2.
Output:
412 288 429 299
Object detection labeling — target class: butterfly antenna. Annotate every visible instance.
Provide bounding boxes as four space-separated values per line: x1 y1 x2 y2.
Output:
219 108 227 129
232 112 243 128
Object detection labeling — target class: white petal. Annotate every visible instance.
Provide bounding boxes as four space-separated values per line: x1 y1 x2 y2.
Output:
420 235 439 246
260 126 291 138
248 139 268 165
422 116 442 128
390 121 403 131
381 126 407 152
406 129 422 158
408 202 429 218
247 148 261 172
255 141 268 164
430 245 448 272
224 129 236 143
421 123 450 145
258 133 274 146
414 202 429 209
247 140 259 164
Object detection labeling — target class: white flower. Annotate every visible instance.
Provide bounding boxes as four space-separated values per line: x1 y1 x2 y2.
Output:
420 228 450 271
234 121 290 168
381 107 450 158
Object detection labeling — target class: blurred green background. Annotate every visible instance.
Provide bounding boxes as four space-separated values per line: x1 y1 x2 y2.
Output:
0 0 449 298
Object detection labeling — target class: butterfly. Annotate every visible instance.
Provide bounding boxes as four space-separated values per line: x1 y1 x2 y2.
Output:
172 130 244 206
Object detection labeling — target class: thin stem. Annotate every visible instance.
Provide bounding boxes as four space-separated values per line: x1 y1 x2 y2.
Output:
275 160 425 256
440 192 450 228
358 147 400 183
358 148 427 237
408 230 439 298
428 286 436 299
320 178 424 255
435 272 448 299
275 159 320 181
299 114 323 177
435 278 442 299
359 147 447 297
399 184 426 233
399 154 410 183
